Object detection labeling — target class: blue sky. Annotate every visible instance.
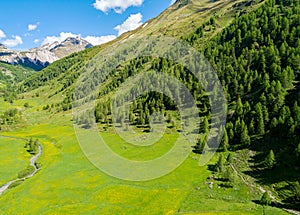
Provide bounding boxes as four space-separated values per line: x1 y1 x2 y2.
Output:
0 0 174 50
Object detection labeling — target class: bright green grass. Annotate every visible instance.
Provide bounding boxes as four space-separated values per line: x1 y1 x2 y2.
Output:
0 137 28 185
0 123 290 215
179 181 288 215
0 98 13 113
0 124 206 214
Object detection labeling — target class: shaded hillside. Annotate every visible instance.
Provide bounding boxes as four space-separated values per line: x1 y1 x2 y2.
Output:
198 0 300 208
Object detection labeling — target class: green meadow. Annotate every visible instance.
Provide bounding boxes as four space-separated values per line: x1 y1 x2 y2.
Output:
0 121 288 214
0 137 28 185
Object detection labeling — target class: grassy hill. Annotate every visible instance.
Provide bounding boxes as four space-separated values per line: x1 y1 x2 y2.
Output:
0 0 299 214
0 62 33 89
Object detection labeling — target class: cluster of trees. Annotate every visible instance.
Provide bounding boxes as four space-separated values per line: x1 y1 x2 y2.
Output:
73 54 210 129
0 62 33 84
0 62 34 103
0 108 21 127
11 0 299 207
213 154 236 188
192 0 300 205
24 138 39 155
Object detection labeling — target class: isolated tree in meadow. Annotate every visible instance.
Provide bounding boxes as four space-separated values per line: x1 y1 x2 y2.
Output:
216 154 224 173
194 139 205 154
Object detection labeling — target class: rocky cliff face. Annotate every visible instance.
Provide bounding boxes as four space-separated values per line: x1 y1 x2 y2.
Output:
0 37 92 70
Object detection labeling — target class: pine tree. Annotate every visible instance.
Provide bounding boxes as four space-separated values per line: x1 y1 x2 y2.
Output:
249 119 255 135
216 154 224 173
292 181 300 202
257 116 265 136
226 153 234 164
195 139 205 154
203 117 209 134
265 150 276 169
240 126 251 146
236 97 243 116
270 117 278 130
221 129 229 151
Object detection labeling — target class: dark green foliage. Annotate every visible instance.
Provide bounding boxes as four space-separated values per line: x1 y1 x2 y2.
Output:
215 154 224 173
18 166 35 179
220 129 229 151
260 192 272 206
14 0 300 208
194 138 206 154
226 153 234 164
264 150 276 169
194 0 300 205
291 181 300 202
0 108 21 126
24 138 39 155
24 102 30 108
296 143 300 158
0 62 34 103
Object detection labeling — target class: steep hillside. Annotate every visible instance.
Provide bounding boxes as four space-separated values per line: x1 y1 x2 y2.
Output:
0 0 299 214
0 62 33 98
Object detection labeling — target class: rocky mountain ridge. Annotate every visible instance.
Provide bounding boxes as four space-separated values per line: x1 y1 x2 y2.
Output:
0 37 92 70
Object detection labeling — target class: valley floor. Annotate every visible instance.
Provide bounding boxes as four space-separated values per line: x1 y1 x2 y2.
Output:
0 123 289 214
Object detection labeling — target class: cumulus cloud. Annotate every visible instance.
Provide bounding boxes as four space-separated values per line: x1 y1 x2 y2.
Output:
84 35 116 45
34 39 40 44
0 29 6 39
42 32 80 45
2 35 23 47
28 23 39 31
114 13 143 36
93 0 143 13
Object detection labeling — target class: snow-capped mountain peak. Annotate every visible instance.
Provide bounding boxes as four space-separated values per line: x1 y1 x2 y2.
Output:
0 37 93 70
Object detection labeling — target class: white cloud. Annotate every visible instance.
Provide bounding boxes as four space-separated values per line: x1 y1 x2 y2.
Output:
93 0 143 13
170 0 176 5
28 23 39 31
114 13 143 36
84 35 116 46
2 35 23 47
0 29 6 39
42 32 80 45
34 39 40 44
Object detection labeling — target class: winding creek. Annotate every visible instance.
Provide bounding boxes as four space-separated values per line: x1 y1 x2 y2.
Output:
0 144 42 196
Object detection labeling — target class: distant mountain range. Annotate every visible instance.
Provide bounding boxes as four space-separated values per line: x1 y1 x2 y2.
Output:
0 37 93 71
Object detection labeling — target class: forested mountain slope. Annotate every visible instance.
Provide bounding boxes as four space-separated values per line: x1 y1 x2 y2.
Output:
1 0 299 213
17 0 300 206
